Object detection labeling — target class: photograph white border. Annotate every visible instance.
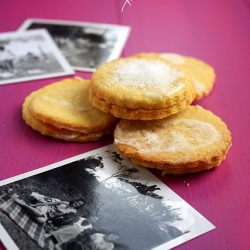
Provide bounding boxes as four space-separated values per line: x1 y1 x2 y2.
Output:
0 29 74 86
0 223 19 250
19 19 131 72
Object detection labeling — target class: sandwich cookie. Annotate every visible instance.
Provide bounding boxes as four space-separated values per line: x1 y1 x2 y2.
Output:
89 53 196 120
22 77 117 142
114 105 232 174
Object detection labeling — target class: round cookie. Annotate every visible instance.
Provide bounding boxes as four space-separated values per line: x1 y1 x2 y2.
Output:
89 53 196 120
114 105 232 174
160 53 216 100
23 91 114 142
22 77 117 142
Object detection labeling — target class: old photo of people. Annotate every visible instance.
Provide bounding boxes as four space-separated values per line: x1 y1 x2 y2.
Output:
0 144 214 250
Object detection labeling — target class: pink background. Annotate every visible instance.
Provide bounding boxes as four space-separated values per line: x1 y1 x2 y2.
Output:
0 0 249 249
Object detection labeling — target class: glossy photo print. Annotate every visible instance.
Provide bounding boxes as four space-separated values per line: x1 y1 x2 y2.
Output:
19 19 131 72
0 29 74 85
0 145 215 250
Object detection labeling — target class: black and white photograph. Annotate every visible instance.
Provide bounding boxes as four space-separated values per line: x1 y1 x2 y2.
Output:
19 19 131 72
0 144 215 250
0 29 74 86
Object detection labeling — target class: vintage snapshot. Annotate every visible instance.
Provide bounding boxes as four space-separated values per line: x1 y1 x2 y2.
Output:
0 144 215 250
19 19 131 72
0 29 74 86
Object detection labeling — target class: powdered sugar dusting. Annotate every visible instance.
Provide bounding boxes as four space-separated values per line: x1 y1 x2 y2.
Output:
111 58 184 94
115 119 220 157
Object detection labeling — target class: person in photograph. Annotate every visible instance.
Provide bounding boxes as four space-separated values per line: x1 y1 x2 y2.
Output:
0 45 16 74
46 216 92 250
89 233 114 250
12 192 85 228
61 231 117 250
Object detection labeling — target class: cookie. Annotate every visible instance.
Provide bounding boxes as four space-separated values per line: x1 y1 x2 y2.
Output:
89 53 196 120
114 105 232 174
22 77 117 142
23 92 114 142
160 53 216 100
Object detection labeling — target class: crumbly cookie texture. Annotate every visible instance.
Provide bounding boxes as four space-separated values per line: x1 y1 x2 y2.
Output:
89 53 196 120
160 53 216 100
114 105 232 174
22 77 117 142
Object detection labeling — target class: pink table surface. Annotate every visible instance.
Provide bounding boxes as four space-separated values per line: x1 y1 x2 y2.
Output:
0 0 249 249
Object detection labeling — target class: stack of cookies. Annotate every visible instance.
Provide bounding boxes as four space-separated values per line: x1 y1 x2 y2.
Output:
22 77 117 142
22 52 232 174
89 53 232 174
